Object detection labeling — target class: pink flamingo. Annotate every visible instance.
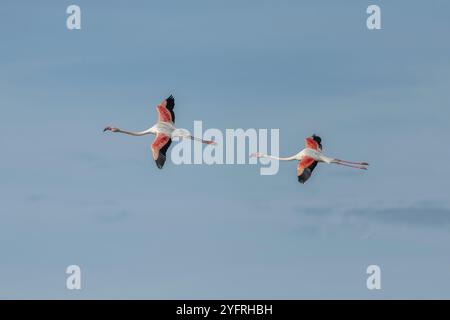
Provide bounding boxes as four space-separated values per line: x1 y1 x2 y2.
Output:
252 134 368 184
104 95 215 169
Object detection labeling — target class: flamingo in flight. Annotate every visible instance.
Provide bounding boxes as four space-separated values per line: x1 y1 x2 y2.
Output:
104 95 215 169
252 135 369 184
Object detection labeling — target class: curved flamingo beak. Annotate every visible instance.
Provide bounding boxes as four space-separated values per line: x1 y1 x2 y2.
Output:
103 127 111 132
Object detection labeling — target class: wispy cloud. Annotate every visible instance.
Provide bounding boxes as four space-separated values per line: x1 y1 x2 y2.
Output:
346 204 450 227
294 202 450 228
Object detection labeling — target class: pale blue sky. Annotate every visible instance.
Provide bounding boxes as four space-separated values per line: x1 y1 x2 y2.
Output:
1 0 450 298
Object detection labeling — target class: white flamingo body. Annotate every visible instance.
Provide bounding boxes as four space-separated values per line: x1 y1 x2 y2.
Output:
295 148 334 164
152 122 175 137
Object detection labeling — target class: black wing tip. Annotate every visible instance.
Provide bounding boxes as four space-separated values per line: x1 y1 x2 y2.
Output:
155 154 166 169
166 95 175 111
312 134 322 150
312 134 321 143
298 168 312 184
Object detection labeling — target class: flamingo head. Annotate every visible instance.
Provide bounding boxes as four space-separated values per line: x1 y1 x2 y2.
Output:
103 126 119 132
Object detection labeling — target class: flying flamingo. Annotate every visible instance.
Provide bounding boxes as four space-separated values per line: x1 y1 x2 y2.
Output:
104 95 215 169
251 134 369 184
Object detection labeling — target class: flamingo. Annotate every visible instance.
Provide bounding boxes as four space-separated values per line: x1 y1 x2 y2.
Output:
251 134 369 184
104 95 215 169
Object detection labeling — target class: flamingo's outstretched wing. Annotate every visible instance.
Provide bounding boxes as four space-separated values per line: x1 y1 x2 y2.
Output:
151 133 172 169
297 156 318 184
305 135 321 151
156 95 175 123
